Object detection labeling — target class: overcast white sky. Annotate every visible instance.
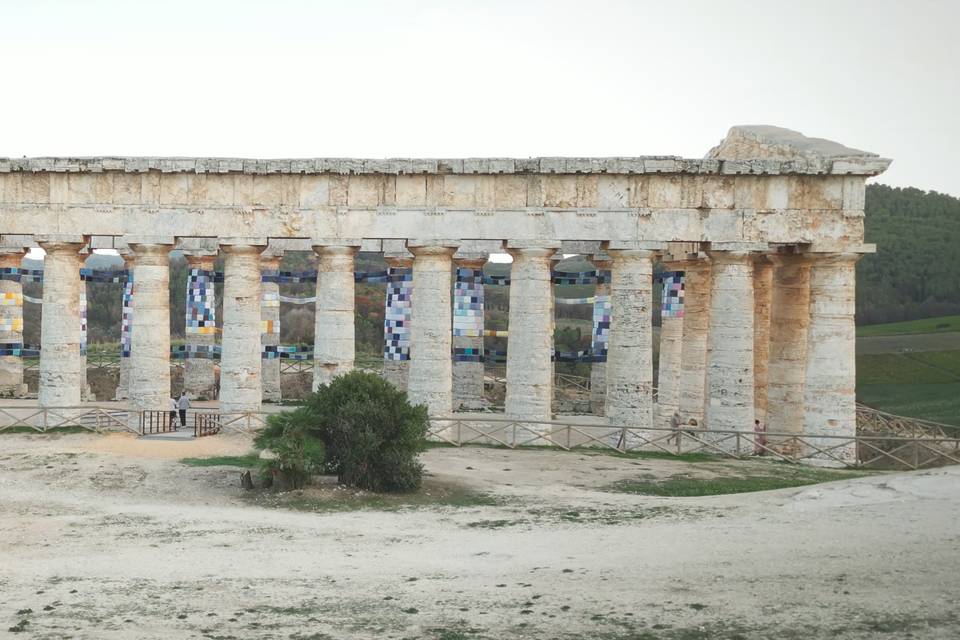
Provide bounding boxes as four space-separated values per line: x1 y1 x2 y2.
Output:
1 0 958 196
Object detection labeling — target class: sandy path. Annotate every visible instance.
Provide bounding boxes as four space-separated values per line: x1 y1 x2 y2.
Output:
0 434 958 639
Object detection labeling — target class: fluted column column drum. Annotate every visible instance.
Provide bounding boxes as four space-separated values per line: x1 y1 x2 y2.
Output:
312 242 359 390
220 242 266 413
128 242 174 411
37 239 85 407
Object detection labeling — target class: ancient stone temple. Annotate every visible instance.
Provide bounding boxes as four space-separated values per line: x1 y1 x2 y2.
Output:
0 125 890 456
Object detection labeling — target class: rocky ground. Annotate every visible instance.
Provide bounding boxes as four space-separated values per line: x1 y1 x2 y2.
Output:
0 432 958 639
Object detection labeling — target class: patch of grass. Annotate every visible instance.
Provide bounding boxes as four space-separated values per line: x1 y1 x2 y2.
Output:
857 315 960 337
0 426 91 435
249 478 503 513
857 353 958 384
606 464 869 497
179 453 261 468
908 350 960 378
858 382 960 426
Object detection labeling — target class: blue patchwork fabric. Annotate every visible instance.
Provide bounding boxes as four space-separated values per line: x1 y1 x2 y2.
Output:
453 267 485 338
383 267 412 361
659 270 685 318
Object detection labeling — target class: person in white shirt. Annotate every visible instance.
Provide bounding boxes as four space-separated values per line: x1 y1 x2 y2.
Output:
169 397 178 428
177 392 190 427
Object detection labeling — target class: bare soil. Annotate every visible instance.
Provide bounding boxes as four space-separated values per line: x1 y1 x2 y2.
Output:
1 433 958 639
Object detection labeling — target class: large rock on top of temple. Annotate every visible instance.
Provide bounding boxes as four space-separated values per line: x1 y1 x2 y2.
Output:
707 125 887 166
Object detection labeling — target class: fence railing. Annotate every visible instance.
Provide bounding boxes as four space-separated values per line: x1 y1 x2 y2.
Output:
426 415 960 471
0 405 139 434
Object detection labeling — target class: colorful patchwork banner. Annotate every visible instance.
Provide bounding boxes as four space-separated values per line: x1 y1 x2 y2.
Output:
0 292 22 306
80 268 128 283
79 288 87 356
261 319 280 335
0 341 23 356
171 344 221 359
356 270 389 284
121 274 133 358
185 269 217 335
660 270 685 318
484 329 509 338
261 291 280 308
262 270 317 284
453 267 484 338
383 267 412 361
262 344 313 360
552 270 611 285
0 317 23 332
555 296 597 305
591 294 611 362
453 346 484 363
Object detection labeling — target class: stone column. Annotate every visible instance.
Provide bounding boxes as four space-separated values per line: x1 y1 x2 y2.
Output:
703 249 756 442
0 250 28 397
37 238 85 406
382 255 413 391
78 257 92 401
452 255 487 410
128 241 173 411
115 251 134 400
589 255 612 415
407 242 457 416
802 253 861 463
505 244 557 422
753 255 774 426
312 241 359 390
604 248 656 433
678 255 711 427
220 241 266 413
260 251 282 402
183 253 218 400
766 253 812 449
656 261 687 428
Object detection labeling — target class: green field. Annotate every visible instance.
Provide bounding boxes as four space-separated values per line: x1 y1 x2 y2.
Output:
857 315 960 337
856 350 960 426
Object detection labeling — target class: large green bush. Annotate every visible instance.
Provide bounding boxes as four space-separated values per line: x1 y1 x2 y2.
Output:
254 370 429 493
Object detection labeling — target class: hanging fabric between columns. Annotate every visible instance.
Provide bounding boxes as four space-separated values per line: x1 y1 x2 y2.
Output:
656 269 685 428
184 258 219 400
452 263 486 410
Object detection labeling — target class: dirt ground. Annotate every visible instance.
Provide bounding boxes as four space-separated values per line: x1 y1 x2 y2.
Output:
1 433 958 639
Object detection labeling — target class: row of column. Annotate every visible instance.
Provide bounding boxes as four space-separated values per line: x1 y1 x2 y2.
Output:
654 250 859 454
23 238 859 454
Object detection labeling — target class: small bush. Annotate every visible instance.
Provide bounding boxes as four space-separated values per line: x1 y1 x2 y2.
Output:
252 371 428 493
307 371 428 492
254 411 326 491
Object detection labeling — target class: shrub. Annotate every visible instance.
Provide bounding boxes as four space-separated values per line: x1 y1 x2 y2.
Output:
253 410 326 491
306 370 428 492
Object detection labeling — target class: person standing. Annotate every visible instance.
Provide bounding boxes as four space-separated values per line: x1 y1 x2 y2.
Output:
169 397 178 428
178 391 190 428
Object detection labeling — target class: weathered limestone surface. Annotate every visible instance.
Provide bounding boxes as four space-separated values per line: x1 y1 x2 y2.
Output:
589 256 611 415
37 240 84 406
604 249 655 432
0 126 888 252
504 245 557 423
128 243 173 411
678 256 711 426
766 254 812 447
452 256 487 411
0 251 27 396
183 253 218 400
753 256 773 425
703 250 756 442
656 260 686 428
803 253 860 462
407 243 457 416
220 242 265 413
312 243 359 390
260 253 282 402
